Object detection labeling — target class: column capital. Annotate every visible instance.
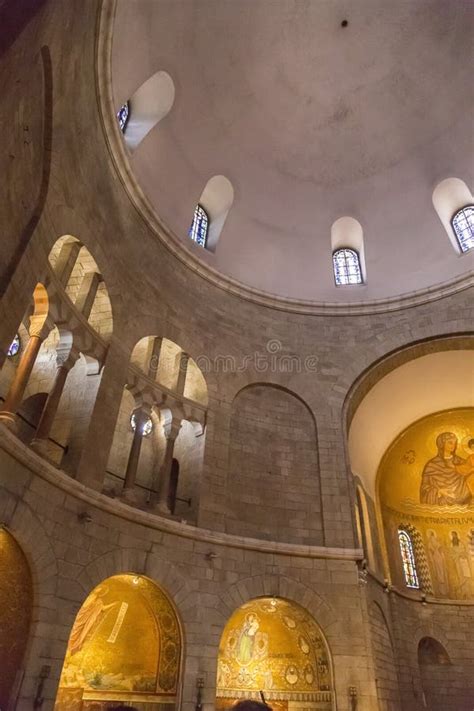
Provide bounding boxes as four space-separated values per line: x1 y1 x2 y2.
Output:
29 315 54 340
163 418 182 441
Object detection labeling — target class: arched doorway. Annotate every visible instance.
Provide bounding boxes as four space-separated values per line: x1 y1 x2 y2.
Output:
418 637 462 711
55 574 182 711
216 596 334 710
0 527 33 709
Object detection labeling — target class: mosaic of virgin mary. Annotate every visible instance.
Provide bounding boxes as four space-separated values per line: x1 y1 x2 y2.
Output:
420 432 474 506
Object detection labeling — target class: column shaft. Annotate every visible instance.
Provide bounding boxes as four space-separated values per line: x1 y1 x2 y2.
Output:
32 365 69 442
156 424 180 513
123 411 147 493
76 341 130 490
75 272 102 319
0 335 43 427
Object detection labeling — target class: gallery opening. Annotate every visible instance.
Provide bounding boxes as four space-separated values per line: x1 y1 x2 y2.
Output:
0 1 473 710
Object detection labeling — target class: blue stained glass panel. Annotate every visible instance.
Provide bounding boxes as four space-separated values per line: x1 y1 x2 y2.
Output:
332 248 363 285
452 206 474 253
7 334 20 357
398 529 419 588
188 204 209 248
117 102 130 133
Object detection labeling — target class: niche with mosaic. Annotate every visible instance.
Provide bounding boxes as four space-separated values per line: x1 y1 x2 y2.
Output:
378 408 474 600
54 574 181 711
216 597 334 711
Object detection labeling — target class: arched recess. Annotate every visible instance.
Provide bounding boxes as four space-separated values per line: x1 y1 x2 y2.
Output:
106 335 207 520
0 527 33 710
48 235 113 341
216 596 334 710
432 178 474 254
331 216 366 285
417 637 463 711
54 573 182 711
368 602 401 711
0 236 113 473
119 70 175 151
347 346 474 499
226 383 322 545
378 407 474 600
191 175 234 252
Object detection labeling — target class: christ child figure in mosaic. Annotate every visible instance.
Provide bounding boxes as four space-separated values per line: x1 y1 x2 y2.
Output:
419 432 474 506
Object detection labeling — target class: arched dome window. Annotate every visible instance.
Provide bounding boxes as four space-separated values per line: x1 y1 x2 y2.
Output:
117 101 129 132
331 216 366 286
432 178 474 254
398 529 419 589
118 71 175 152
189 175 234 252
332 248 363 285
188 204 209 248
451 205 474 253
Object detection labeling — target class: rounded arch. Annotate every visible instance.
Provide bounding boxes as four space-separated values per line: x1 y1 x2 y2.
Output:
0 494 60 708
47 235 114 341
0 525 33 710
226 382 323 545
368 600 401 711
418 636 451 665
377 406 474 600
54 572 183 710
191 174 234 252
120 70 175 151
345 336 474 497
130 334 208 406
215 593 335 709
331 216 366 284
417 636 462 711
432 177 474 254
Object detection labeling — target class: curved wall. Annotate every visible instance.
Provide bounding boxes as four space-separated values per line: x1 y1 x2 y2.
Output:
226 384 322 545
0 1 473 710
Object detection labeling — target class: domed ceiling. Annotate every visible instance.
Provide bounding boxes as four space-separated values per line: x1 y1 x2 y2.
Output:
111 0 473 304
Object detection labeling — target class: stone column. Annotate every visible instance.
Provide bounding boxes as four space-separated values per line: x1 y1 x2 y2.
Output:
155 419 181 514
30 344 79 459
0 319 51 429
122 408 148 501
74 272 102 319
176 351 189 395
55 238 82 287
76 338 130 491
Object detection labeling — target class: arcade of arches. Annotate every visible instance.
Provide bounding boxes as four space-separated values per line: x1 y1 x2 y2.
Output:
0 2 473 711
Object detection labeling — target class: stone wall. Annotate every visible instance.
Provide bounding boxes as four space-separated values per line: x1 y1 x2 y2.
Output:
0 434 371 711
226 384 323 545
0 1 473 710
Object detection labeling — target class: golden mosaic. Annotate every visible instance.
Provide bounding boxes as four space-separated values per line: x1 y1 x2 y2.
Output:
378 408 474 600
0 529 33 709
54 574 181 710
216 597 333 710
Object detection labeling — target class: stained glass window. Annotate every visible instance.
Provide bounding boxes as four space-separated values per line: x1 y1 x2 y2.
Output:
451 206 474 253
188 204 209 248
117 101 130 133
7 334 20 357
398 529 419 588
130 412 153 436
332 248 363 285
